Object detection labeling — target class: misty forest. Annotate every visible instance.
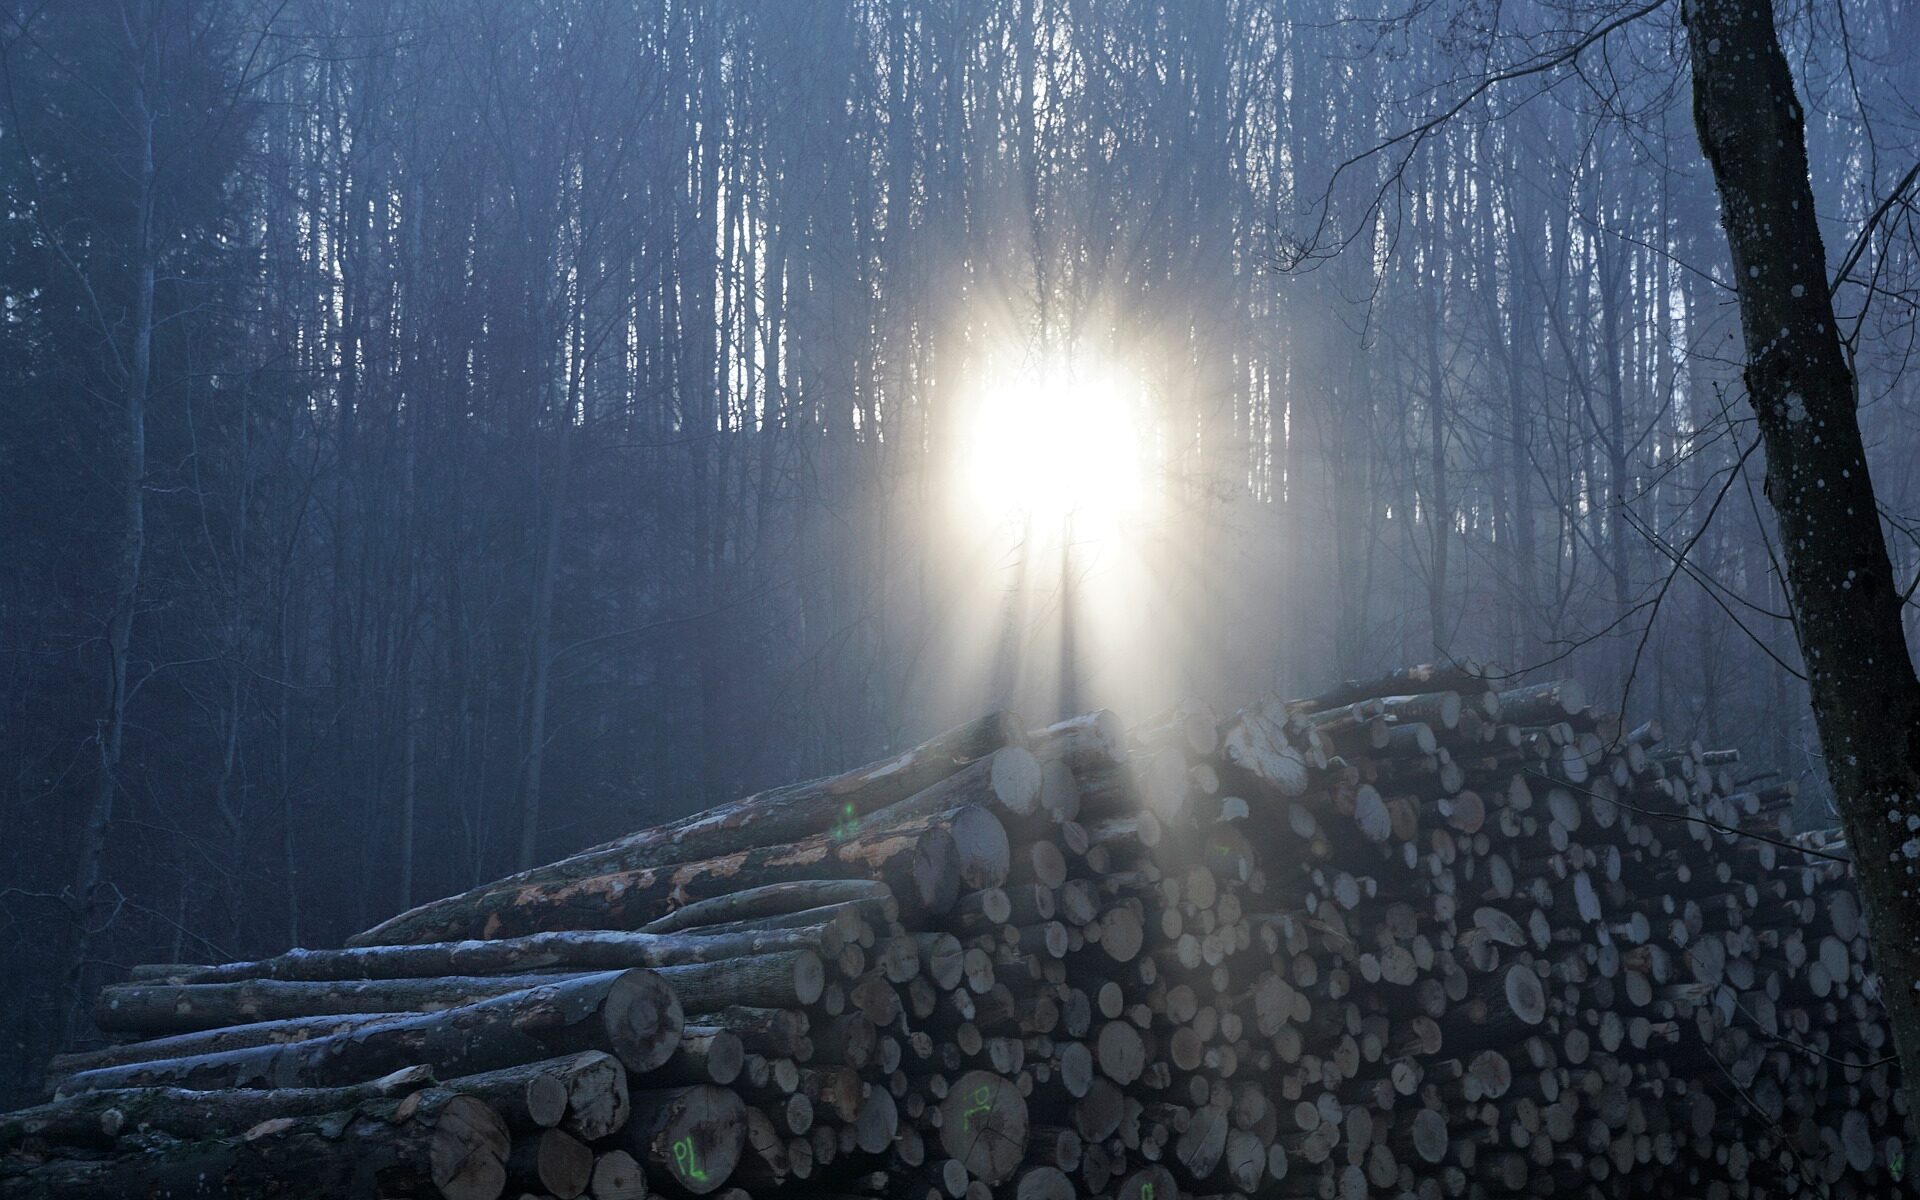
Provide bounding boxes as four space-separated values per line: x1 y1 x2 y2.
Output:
4 0 1920 1196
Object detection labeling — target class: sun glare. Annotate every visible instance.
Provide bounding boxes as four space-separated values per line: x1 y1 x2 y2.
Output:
964 359 1147 528
934 346 1182 723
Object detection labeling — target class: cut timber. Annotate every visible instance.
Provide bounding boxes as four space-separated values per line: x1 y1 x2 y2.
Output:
1173 1103 1227 1178
509 1128 594 1199
677 1006 808 1060
655 951 826 1011
0 1066 431 1151
1494 680 1586 724
1038 759 1081 822
447 1053 627 1140
870 747 1043 823
351 817 965 946
1015 1165 1074 1200
557 1052 632 1142
1400 1108 1449 1164
449 1059 570 1131
44 1014 400 1084
852 1083 899 1153
589 1150 645 1200
1502 963 1548 1026
352 712 1021 945
899 805 1009 891
1290 662 1488 712
1377 691 1463 730
916 934 965 990
619 1085 746 1196
1132 699 1220 758
1029 711 1128 773
654 1029 746 1086
17 673 1910 1200
1218 697 1310 797
140 925 846 986
0 1089 507 1200
1116 1164 1178 1200
57 969 681 1095
937 1070 1028 1184
640 880 895 935
732 1108 790 1189
92 972 584 1034
1096 1021 1146 1085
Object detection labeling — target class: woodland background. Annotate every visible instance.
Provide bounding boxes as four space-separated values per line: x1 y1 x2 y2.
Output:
3 0 1917 1101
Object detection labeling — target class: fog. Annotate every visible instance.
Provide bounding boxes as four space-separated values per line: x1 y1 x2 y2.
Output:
3 0 1917 1100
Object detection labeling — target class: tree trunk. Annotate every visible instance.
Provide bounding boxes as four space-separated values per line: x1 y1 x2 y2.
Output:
1422 253 1449 655
1596 230 1633 689
1684 0 1920 1135
61 18 155 1053
517 365 578 871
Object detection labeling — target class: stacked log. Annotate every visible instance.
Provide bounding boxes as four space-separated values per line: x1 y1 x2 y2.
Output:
0 675 1904 1199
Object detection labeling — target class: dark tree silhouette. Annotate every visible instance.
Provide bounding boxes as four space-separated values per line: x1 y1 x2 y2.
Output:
1684 0 1920 1130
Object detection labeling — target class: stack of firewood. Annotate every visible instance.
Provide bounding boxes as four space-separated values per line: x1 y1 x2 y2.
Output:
0 665 1904 1199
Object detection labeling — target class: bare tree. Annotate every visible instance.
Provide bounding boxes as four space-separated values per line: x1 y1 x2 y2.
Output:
1683 0 1920 1129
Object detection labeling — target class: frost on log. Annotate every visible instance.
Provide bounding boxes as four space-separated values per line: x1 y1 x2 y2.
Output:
0 673 1905 1198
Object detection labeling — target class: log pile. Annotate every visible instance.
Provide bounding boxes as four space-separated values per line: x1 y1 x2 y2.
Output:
0 669 1905 1199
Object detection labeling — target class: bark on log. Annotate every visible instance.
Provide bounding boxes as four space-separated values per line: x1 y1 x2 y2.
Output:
352 712 1020 946
57 969 681 1095
1218 697 1310 798
93 972 586 1034
0 1065 432 1151
1293 663 1488 713
1493 681 1586 725
871 747 1044 826
449 1059 571 1131
447 1052 627 1140
655 951 825 1012
0 1088 507 1200
676 1006 809 1060
20 683 1913 1200
351 819 963 946
640 881 896 935
1028 711 1128 774
1132 700 1220 759
136 925 846 986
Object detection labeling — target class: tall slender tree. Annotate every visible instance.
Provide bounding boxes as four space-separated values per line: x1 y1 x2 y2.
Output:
1684 0 1920 1129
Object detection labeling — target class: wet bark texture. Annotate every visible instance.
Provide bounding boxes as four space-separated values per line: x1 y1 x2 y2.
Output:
1684 0 1920 1134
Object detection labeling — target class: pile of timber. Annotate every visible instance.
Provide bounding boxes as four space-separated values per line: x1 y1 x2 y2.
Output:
0 665 1903 1200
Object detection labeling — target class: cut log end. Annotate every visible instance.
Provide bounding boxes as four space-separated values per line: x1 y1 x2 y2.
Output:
605 969 687 1073
936 1071 1028 1185
431 1094 513 1200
